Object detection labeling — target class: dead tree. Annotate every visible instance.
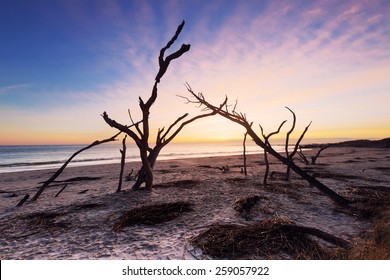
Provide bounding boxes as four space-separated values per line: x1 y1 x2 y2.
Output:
259 120 287 185
284 107 312 180
30 131 122 201
242 132 248 175
102 21 222 190
311 144 331 165
297 144 331 165
297 146 311 165
183 85 350 207
117 136 127 192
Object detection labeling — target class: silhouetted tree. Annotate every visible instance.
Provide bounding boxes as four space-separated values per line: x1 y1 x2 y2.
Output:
259 120 286 185
183 85 351 207
297 144 332 165
102 21 221 189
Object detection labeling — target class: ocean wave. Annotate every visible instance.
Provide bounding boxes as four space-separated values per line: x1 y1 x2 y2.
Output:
0 156 121 168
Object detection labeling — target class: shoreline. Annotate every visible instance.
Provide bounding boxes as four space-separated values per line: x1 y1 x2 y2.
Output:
3 137 388 174
1 147 389 259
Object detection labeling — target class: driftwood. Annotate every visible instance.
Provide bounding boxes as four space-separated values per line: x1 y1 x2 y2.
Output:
259 120 286 185
117 136 127 192
297 144 331 165
242 132 248 175
311 144 331 165
297 146 311 164
30 131 121 202
54 184 68 198
285 107 312 180
183 85 350 207
16 194 30 207
78 189 89 194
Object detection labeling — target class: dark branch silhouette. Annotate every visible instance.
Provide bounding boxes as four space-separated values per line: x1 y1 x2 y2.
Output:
259 120 287 185
30 131 122 201
183 85 351 207
102 21 220 190
117 136 127 193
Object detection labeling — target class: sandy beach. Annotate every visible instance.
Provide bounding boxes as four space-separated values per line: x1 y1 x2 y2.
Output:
1 147 389 259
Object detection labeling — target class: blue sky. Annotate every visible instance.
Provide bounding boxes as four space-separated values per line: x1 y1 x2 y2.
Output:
0 0 389 144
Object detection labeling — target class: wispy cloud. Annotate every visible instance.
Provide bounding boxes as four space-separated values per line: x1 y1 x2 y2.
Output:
1 0 388 144
0 84 32 95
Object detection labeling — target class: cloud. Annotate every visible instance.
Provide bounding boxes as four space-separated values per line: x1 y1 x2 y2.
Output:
0 84 32 95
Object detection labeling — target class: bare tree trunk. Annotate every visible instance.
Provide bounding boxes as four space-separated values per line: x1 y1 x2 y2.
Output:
117 136 127 192
104 21 216 190
243 132 248 176
259 121 286 185
285 107 296 181
263 149 270 185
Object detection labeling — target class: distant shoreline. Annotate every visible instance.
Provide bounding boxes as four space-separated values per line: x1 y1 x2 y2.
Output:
302 137 390 149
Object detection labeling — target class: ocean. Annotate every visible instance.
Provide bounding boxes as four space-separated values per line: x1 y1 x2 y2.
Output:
0 141 282 174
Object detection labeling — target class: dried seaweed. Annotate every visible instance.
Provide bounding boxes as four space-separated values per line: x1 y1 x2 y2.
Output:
22 212 69 232
190 218 339 259
153 180 199 189
233 195 261 220
114 201 192 231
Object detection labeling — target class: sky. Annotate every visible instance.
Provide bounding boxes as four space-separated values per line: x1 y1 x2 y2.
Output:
0 0 389 145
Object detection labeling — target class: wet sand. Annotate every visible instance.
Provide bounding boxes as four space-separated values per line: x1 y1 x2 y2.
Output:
0 147 389 259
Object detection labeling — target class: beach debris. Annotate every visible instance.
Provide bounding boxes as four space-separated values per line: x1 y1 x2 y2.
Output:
183 85 351 207
113 201 192 231
190 217 350 259
242 131 248 175
259 119 287 185
30 132 121 202
297 144 332 165
16 194 30 207
125 169 139 181
54 184 68 198
78 189 89 194
153 180 199 189
217 166 230 173
233 195 261 220
117 135 127 193
22 212 69 234
344 185 390 219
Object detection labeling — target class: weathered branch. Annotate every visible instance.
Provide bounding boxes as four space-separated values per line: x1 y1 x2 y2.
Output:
30 131 122 202
290 121 312 160
102 112 142 148
284 107 312 180
279 224 350 249
156 20 190 83
311 144 331 165
160 113 189 142
128 109 143 137
285 106 296 155
117 136 127 192
259 120 287 185
297 146 310 165
54 184 68 198
184 85 351 207
243 132 248 176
